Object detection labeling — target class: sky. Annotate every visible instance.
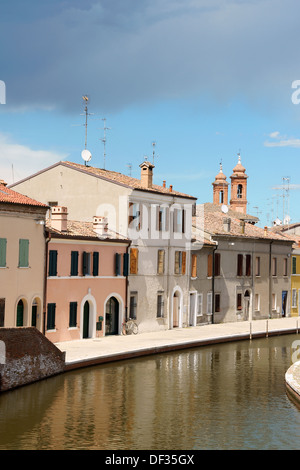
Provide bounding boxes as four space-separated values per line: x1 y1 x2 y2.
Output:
1 0 300 227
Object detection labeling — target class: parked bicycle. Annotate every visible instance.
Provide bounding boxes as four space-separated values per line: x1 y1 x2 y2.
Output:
122 318 138 335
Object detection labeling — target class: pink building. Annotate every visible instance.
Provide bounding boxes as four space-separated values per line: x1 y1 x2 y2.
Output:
45 207 130 343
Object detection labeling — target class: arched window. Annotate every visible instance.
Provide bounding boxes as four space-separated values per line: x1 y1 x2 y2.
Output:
219 190 224 204
237 184 243 199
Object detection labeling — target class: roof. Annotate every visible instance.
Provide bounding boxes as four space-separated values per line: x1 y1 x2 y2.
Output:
201 203 259 223
10 160 197 200
0 183 48 208
192 203 293 244
46 219 129 243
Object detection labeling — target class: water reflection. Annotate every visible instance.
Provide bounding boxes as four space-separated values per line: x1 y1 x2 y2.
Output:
0 335 300 450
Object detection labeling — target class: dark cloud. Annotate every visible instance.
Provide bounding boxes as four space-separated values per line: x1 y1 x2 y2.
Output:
2 0 300 113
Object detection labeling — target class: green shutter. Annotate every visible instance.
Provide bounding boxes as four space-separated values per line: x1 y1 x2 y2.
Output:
0 238 7 267
115 253 121 276
19 239 29 267
48 250 57 276
70 251 79 276
47 303 56 330
69 302 77 327
123 252 129 276
292 257 297 275
93 252 99 276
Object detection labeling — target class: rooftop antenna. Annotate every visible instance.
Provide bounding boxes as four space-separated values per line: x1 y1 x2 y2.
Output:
80 95 93 165
101 118 111 169
127 163 132 177
152 141 159 165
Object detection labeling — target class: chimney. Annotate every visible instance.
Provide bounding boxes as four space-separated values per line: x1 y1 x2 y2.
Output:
223 217 231 232
0 179 7 186
163 181 166 188
240 220 245 234
93 216 109 237
51 206 68 232
264 226 268 236
169 185 173 192
139 161 155 189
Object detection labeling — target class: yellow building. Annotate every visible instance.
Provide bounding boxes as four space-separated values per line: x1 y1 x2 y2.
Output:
291 244 300 317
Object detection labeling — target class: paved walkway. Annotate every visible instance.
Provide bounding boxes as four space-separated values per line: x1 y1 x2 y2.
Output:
55 317 300 371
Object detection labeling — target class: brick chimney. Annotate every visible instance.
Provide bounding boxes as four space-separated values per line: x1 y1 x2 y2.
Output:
139 161 155 189
51 206 68 232
223 217 231 232
0 179 7 187
93 216 109 237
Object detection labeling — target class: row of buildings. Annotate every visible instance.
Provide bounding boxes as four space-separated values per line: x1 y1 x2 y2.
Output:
0 155 298 343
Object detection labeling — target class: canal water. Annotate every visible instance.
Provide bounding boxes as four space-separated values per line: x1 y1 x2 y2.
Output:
0 334 300 450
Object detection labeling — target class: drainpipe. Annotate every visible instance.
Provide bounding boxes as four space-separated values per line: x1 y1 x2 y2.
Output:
43 230 51 335
269 240 274 319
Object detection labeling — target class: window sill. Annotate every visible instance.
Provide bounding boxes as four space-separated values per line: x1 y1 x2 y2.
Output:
46 329 56 333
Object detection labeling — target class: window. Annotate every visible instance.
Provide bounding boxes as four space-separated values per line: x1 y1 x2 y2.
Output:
175 251 186 274
130 248 138 274
47 303 56 330
272 257 277 276
237 184 243 199
115 253 121 276
69 302 77 327
128 202 141 230
237 293 242 310
219 190 224 204
283 258 288 276
237 254 243 276
255 256 260 276
292 289 297 308
0 298 5 327
70 251 79 276
215 293 221 313
255 293 260 311
191 254 197 278
157 293 164 318
157 250 165 274
93 251 99 276
197 294 203 316
0 238 7 267
207 253 213 277
19 239 29 267
207 292 212 314
123 252 129 276
215 253 221 276
292 257 297 275
83 252 91 276
173 208 185 233
246 254 251 276
158 206 168 232
48 250 57 276
129 292 137 319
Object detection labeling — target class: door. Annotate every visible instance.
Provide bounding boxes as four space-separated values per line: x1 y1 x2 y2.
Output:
244 290 250 321
31 304 37 327
105 297 119 336
189 293 196 326
0 299 5 327
17 300 24 326
173 295 179 328
83 301 90 338
282 291 288 317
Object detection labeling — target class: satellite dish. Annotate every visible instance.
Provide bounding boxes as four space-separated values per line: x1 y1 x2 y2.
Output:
81 149 92 163
221 204 228 213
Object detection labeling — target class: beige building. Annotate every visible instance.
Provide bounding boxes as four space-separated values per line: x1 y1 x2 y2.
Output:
0 181 48 330
10 160 197 333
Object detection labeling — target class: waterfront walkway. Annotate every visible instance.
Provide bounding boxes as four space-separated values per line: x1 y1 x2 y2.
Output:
56 317 299 371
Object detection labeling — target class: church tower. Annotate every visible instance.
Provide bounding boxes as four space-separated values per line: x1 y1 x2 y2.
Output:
229 154 248 214
212 163 229 206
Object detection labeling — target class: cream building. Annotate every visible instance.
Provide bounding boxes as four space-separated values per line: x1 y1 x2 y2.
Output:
0 181 48 330
10 160 197 333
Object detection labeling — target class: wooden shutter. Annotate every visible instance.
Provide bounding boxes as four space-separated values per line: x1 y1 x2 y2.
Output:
0 298 5 327
237 293 242 310
207 253 213 277
175 251 180 274
191 254 197 277
70 251 79 276
47 303 56 330
182 251 186 275
207 292 212 314
123 252 129 276
292 257 297 274
19 239 29 267
215 253 220 276
237 254 243 276
69 302 77 327
246 254 251 276
115 253 121 276
48 250 57 276
0 238 6 267
215 293 220 312
130 248 138 274
93 252 99 276
157 250 165 274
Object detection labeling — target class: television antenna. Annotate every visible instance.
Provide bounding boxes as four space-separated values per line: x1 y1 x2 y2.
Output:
81 95 94 150
101 118 111 169
152 141 159 165
127 163 132 177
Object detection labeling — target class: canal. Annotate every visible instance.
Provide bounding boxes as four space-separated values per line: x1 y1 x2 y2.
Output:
0 334 300 450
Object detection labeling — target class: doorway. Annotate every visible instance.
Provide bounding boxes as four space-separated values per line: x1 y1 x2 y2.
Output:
189 292 196 326
17 300 24 326
173 291 180 328
83 301 90 338
282 291 288 317
244 290 251 320
105 297 119 336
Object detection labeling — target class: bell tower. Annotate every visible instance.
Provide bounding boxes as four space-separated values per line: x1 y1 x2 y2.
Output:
230 154 248 214
212 163 228 206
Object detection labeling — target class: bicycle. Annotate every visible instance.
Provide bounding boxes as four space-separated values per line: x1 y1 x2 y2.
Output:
122 318 138 335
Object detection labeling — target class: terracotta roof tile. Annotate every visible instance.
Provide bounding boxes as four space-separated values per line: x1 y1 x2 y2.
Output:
46 219 129 242
0 183 48 208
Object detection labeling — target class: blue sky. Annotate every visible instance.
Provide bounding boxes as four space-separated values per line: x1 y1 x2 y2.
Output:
0 0 300 227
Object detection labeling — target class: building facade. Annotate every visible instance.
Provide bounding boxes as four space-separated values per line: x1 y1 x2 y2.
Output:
0 181 48 330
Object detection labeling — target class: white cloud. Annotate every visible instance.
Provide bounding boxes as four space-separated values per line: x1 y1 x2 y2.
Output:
0 133 68 185
264 131 300 148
